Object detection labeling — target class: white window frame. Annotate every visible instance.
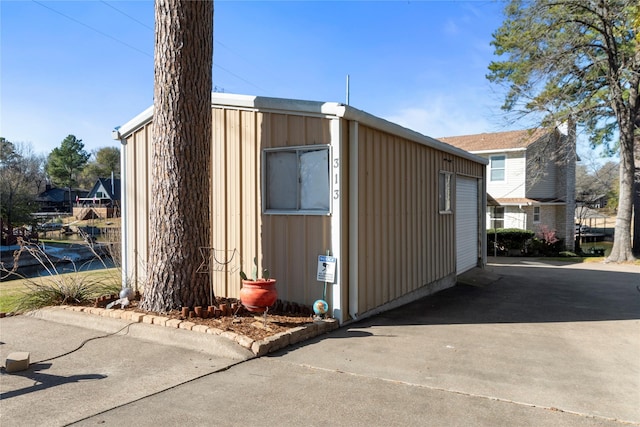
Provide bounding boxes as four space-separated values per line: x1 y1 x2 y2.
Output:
493 206 505 229
489 155 506 182
263 145 331 215
439 171 453 214
533 206 541 223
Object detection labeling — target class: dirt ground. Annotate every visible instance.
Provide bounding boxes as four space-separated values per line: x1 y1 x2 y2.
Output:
102 297 318 342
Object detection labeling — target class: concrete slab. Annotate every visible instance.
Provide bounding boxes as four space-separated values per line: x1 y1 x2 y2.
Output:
1 258 638 426
0 315 244 426
272 260 640 424
71 358 623 427
25 307 255 360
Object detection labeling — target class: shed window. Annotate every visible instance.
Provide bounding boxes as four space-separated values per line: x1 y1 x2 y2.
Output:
439 171 453 214
490 155 505 181
264 146 330 214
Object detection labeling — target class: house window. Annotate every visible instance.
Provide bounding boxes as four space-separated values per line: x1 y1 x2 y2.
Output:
533 206 540 223
264 146 330 214
439 171 453 214
96 191 104 198
492 206 505 229
490 155 505 181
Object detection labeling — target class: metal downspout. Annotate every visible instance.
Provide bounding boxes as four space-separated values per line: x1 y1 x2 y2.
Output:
112 128 128 290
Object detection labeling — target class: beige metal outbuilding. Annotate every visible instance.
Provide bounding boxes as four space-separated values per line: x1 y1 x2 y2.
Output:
114 93 488 324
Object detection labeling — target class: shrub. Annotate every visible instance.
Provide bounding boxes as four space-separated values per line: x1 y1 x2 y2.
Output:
16 275 119 312
487 228 535 255
529 225 564 256
1 238 120 313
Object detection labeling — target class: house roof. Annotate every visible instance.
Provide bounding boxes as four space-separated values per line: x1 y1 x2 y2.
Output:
487 194 501 206
36 187 88 203
438 128 551 153
87 178 121 200
575 206 609 219
497 197 566 206
114 93 488 166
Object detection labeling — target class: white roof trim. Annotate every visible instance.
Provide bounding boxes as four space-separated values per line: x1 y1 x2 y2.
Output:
114 93 487 165
469 148 527 155
113 105 153 140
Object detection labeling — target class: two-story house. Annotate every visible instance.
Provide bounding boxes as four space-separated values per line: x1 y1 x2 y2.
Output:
440 124 576 250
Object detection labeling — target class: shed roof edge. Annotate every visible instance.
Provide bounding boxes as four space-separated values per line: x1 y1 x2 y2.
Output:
338 104 488 165
114 93 488 165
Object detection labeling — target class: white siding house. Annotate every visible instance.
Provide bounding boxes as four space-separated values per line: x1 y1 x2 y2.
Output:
440 125 576 250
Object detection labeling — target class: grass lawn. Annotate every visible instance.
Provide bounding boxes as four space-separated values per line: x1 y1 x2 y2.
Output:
0 268 120 313
578 241 613 257
546 241 640 266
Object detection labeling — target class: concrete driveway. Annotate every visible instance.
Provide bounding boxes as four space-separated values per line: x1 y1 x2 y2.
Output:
1 258 638 426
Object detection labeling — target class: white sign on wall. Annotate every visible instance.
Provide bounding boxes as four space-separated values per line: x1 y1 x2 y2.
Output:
317 255 337 283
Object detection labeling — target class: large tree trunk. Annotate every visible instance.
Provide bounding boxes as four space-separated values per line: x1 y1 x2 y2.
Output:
606 128 636 262
634 168 639 256
141 0 213 312
632 112 640 256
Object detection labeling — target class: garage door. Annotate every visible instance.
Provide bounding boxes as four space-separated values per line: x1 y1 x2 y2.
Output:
456 176 478 274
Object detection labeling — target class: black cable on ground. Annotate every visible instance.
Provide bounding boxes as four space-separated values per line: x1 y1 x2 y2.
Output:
30 322 135 365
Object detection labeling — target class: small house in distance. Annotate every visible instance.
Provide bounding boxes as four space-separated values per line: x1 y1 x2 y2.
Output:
74 177 121 220
440 125 576 250
35 185 88 217
114 93 488 324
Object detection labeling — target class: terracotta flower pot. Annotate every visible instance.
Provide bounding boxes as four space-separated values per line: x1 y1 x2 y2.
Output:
239 279 278 313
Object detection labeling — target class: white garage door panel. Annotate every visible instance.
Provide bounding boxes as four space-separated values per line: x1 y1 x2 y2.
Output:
456 177 478 274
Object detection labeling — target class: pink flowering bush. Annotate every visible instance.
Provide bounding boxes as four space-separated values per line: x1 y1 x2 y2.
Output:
530 225 563 256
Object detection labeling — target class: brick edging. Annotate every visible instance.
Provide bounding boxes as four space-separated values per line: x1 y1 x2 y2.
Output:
47 305 339 356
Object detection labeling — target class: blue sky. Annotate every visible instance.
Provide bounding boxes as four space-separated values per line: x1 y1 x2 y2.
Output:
2 0 549 158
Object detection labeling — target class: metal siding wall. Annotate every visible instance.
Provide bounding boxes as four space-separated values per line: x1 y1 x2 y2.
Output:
355 125 483 315
211 108 230 296
123 107 485 314
210 110 332 306
124 134 137 289
131 125 151 292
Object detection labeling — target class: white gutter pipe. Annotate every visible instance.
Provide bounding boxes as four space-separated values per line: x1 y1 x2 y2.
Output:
112 127 128 292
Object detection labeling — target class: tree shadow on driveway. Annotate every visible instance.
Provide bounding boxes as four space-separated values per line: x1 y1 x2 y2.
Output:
0 363 106 400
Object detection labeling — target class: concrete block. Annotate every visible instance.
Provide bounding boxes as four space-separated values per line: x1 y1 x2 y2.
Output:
221 331 239 341
252 340 270 357
165 319 182 328
234 334 254 349
5 352 30 373
316 318 339 333
152 316 169 326
179 321 195 330
142 315 155 324
119 311 132 320
192 325 209 333
130 312 145 322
